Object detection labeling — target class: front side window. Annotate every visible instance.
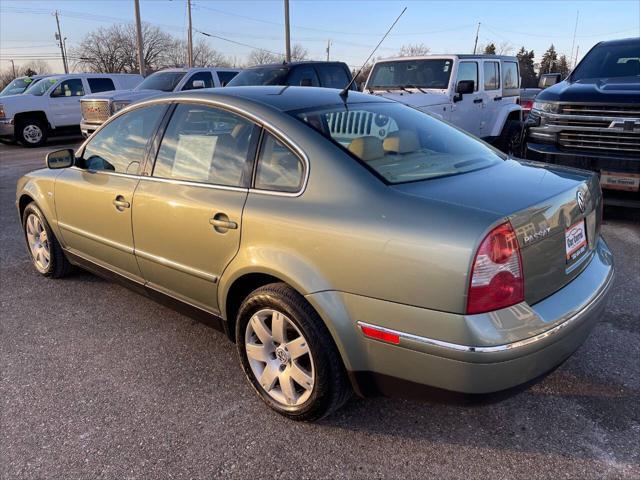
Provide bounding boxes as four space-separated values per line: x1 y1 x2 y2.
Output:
135 72 186 92
502 62 519 89
50 79 85 98
254 132 304 193
217 71 239 86
287 66 320 87
227 67 290 86
152 104 255 187
316 64 351 89
88 78 116 93
182 71 214 90
80 104 165 174
368 59 453 89
456 62 478 91
291 102 502 185
483 62 500 90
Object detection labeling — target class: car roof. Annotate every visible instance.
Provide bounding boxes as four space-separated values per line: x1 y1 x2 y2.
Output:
375 54 518 62
156 86 390 112
151 67 241 74
596 37 639 47
244 61 347 70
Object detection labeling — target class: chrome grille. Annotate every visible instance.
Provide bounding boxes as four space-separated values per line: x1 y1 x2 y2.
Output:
81 100 111 123
560 104 640 117
327 111 375 137
558 131 640 154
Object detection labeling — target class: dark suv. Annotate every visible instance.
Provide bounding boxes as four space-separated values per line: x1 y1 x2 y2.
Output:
525 37 640 207
227 61 357 90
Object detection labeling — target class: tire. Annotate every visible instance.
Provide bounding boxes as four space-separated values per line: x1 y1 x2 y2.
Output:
496 119 524 157
22 202 72 278
236 282 351 421
16 117 48 147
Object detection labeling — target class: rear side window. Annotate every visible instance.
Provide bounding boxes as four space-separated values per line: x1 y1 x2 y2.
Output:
254 132 304 193
153 104 255 187
502 62 519 89
81 104 165 174
316 64 350 89
483 62 500 90
287 66 320 87
51 79 84 97
217 71 239 86
182 71 214 90
87 77 116 93
456 62 478 91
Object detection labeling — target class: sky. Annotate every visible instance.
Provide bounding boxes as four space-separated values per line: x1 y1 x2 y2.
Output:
1 0 639 74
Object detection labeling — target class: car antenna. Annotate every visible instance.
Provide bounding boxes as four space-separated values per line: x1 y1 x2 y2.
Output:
339 6 407 100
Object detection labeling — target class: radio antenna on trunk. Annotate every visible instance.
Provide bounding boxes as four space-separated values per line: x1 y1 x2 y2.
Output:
340 7 407 99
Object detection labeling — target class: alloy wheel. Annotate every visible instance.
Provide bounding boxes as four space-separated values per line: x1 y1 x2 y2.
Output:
23 124 43 144
245 308 315 406
25 213 50 272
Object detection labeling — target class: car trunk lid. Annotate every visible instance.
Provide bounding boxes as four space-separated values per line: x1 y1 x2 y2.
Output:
393 159 602 305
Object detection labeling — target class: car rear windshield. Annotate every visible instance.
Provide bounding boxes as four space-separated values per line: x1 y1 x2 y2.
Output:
289 102 502 184
571 40 640 80
227 67 290 86
0 77 43 96
136 72 186 92
368 59 453 89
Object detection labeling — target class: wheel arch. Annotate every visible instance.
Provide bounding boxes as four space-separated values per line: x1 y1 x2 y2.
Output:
14 110 51 129
490 104 522 137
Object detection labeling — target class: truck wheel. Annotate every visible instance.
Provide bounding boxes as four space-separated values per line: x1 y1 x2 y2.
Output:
497 119 523 157
17 117 48 147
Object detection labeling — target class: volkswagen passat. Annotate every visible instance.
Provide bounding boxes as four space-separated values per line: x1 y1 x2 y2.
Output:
16 87 614 421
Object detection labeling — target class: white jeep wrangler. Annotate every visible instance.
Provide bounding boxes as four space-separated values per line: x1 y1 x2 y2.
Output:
363 55 523 153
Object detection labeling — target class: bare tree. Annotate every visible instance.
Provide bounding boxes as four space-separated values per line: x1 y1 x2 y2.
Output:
398 43 430 57
20 60 52 76
162 38 231 68
290 44 309 62
246 49 281 66
497 41 514 55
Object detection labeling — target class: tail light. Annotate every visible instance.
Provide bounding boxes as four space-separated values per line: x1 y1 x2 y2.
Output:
521 100 533 111
467 222 524 314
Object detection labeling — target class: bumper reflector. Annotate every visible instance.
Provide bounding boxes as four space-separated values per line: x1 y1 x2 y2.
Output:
360 324 400 344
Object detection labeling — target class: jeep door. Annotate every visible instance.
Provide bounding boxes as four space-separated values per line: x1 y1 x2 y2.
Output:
54 104 167 282
449 60 483 137
481 60 502 136
131 102 258 314
48 78 87 126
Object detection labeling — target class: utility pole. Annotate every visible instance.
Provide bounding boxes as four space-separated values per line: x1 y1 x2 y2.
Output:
134 0 145 75
187 0 193 68
473 22 481 54
53 11 68 73
570 10 579 68
326 39 331 61
284 0 291 62
10 59 16 78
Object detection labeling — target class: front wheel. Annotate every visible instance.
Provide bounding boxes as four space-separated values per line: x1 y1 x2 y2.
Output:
236 283 351 421
496 119 524 157
22 202 71 278
17 117 48 147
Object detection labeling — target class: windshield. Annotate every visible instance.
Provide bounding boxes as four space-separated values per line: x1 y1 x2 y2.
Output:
24 77 58 96
0 77 43 97
368 59 453 89
227 67 290 86
571 40 640 80
136 71 186 92
290 102 502 184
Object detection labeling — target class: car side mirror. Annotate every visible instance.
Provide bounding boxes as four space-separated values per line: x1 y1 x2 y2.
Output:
454 80 474 102
46 149 74 169
300 78 313 87
538 73 561 89
192 80 206 89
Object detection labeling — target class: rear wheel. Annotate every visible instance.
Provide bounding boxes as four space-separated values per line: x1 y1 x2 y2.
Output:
22 202 71 278
496 119 523 156
236 283 350 421
17 117 48 147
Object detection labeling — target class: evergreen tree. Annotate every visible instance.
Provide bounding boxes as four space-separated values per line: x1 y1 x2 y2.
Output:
558 54 570 78
539 44 559 75
517 47 537 87
484 43 496 54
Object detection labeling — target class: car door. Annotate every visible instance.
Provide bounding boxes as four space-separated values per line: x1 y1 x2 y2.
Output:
54 104 167 282
131 102 258 313
48 78 87 126
449 61 483 137
181 71 215 91
481 60 501 137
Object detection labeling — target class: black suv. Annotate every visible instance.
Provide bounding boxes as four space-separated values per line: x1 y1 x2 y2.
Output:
227 61 357 90
525 37 639 207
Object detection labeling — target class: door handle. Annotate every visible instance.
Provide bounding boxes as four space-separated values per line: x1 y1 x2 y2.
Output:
473 98 483 104
209 213 238 232
113 195 131 211
493 96 503 101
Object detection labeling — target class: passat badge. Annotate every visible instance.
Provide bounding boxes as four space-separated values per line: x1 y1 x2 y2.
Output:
576 190 586 213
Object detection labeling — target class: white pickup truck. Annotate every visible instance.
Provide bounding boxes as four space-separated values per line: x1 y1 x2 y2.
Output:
80 67 241 137
0 73 142 147
363 55 523 153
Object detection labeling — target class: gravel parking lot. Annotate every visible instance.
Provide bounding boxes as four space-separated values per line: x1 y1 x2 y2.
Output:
1 140 639 479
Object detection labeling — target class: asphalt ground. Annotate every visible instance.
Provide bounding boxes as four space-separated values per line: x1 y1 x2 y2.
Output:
1 139 639 479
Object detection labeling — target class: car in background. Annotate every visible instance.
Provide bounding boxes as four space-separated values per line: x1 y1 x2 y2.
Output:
525 37 640 207
519 88 542 119
0 75 51 97
227 61 357 90
0 73 142 147
363 55 524 154
17 86 613 421
80 67 241 137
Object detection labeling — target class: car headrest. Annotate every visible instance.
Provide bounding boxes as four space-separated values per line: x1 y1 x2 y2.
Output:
383 130 420 154
348 136 384 161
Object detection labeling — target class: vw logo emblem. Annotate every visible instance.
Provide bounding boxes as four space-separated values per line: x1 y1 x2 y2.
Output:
576 191 586 213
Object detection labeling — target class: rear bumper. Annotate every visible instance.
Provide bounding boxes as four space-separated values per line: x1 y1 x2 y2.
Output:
0 118 15 139
307 237 614 395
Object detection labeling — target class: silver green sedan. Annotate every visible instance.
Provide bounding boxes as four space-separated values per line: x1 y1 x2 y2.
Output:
16 86 614 421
